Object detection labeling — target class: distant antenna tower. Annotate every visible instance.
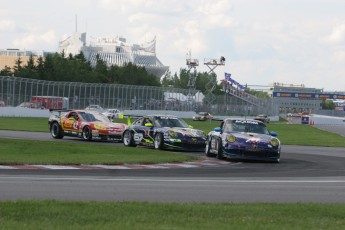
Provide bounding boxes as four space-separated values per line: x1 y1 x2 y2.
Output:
204 56 225 111
75 14 78 32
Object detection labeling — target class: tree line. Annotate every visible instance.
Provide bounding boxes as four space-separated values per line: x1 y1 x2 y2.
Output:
0 51 161 86
1 51 272 97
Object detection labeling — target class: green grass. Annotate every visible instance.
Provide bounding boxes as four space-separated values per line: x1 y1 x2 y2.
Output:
1 117 345 148
1 201 345 230
0 117 48 132
266 124 345 147
1 120 344 229
0 138 195 165
0 117 344 165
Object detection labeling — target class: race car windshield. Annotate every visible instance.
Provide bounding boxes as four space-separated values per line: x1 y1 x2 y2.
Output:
155 117 189 128
224 121 270 134
79 112 110 122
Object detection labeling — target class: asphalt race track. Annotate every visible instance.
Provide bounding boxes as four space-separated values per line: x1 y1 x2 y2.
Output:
1 130 345 203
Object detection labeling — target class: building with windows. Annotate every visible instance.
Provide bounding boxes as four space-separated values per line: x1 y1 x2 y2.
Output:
0 49 45 71
272 83 345 114
58 32 169 79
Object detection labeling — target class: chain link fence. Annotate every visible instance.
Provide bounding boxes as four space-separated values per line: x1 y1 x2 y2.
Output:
0 76 277 116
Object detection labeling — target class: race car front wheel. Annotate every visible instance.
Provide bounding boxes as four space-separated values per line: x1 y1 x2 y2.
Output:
50 122 64 139
205 137 215 157
154 133 164 150
123 130 136 147
82 126 92 141
216 138 224 160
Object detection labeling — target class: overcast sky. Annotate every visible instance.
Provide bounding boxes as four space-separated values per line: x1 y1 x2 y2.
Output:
1 0 345 91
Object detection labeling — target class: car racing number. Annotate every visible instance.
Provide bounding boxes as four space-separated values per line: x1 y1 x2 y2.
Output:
133 133 143 142
72 121 79 130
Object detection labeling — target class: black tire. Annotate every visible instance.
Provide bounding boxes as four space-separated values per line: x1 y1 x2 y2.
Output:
123 130 136 147
205 137 215 157
216 138 224 160
154 133 164 150
82 126 92 141
50 122 64 139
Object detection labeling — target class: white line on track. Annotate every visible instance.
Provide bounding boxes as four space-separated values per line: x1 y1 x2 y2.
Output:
1 176 345 183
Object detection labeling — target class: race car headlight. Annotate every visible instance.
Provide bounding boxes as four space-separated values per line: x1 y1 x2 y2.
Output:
226 135 236 143
269 138 279 147
169 130 177 137
198 131 206 138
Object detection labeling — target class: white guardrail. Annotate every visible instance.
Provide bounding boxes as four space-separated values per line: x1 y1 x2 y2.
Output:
0 106 280 121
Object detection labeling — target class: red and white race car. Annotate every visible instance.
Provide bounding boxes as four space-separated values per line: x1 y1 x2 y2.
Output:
48 109 127 142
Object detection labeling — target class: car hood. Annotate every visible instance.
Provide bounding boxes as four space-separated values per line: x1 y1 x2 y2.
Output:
89 122 127 130
165 127 205 138
228 132 274 143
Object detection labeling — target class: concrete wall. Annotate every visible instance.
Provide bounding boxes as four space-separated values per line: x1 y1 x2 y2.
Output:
0 107 51 117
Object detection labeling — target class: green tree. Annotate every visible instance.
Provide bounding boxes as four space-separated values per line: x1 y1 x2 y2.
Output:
12 57 23 76
92 54 108 83
321 100 336 110
16 55 38 79
245 88 271 99
9 51 161 86
42 54 55 80
36 57 45 79
161 70 174 87
0 65 12 76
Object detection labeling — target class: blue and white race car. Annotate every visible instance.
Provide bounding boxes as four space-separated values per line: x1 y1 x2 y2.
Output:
205 118 281 162
122 115 206 151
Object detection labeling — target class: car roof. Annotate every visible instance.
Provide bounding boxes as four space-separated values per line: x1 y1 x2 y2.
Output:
224 118 264 124
73 110 102 114
147 114 178 118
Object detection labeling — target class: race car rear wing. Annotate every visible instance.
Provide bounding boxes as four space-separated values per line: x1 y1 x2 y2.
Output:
49 109 72 113
122 114 142 126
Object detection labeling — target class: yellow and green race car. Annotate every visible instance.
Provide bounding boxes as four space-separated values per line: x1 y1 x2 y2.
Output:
123 114 206 151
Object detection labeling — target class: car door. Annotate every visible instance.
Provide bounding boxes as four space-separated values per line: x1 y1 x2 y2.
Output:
142 117 155 141
130 117 146 144
61 112 81 133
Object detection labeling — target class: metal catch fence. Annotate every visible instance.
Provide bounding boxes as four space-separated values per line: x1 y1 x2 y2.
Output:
0 76 277 116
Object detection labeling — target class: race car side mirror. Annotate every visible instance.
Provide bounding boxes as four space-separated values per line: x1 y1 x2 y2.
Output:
145 123 153 127
214 127 221 132
270 131 278 137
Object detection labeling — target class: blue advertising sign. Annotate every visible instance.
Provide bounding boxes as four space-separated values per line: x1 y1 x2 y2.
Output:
301 116 310 125
273 92 345 100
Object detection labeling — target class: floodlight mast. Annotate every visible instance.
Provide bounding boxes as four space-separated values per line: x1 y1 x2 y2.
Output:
186 51 199 110
204 56 225 112
186 58 199 89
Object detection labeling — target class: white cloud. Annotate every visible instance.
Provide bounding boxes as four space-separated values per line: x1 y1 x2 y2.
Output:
0 20 15 31
197 0 233 15
333 50 345 61
324 22 345 44
12 30 57 50
1 0 345 90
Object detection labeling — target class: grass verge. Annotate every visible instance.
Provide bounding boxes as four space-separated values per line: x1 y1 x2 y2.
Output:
266 124 345 147
2 119 342 164
1 201 345 230
0 117 48 132
1 117 345 148
0 138 195 165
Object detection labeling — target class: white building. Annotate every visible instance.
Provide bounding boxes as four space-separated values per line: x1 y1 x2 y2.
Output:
58 32 169 79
